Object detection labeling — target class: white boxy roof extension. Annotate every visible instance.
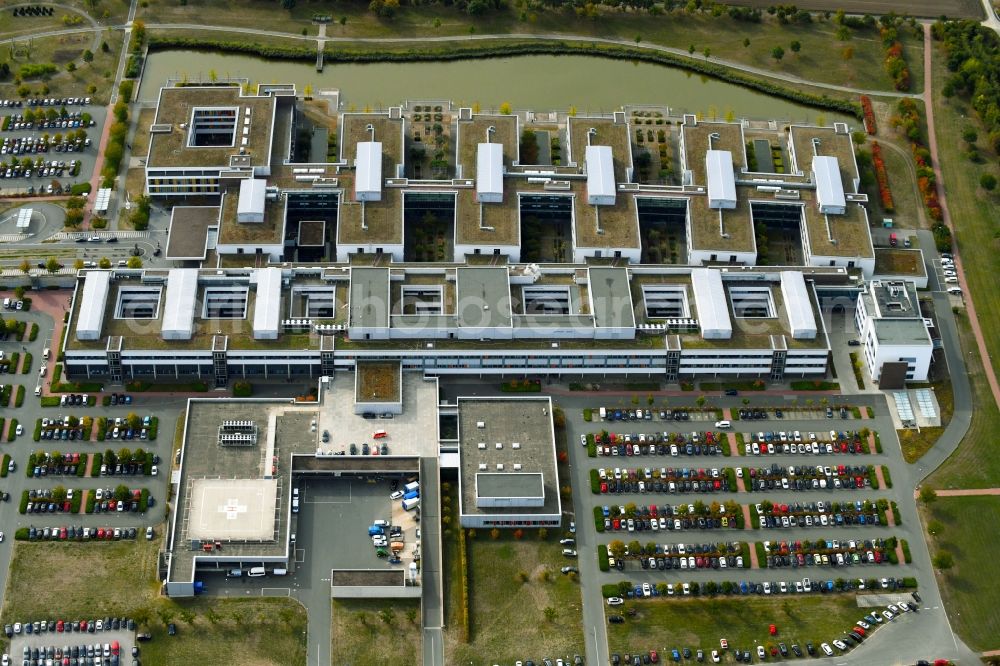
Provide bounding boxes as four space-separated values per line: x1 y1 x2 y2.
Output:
75 271 111 341
705 150 737 209
355 141 383 202
252 267 282 340
476 142 504 203
585 145 616 205
812 155 846 214
237 178 266 223
691 268 732 340
161 268 199 340
779 271 818 339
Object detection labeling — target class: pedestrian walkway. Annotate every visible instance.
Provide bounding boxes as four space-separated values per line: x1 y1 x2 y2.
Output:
926 488 1000 497
0 234 29 243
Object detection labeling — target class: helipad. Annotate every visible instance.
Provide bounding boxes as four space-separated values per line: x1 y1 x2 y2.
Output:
187 478 277 542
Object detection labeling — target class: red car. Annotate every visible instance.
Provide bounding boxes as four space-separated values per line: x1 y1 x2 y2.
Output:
769 623 778 636
56 620 64 632
649 650 659 663
601 483 608 493
79 620 87 631
612 519 621 530
96 528 105 539
59 527 67 540
111 641 120 655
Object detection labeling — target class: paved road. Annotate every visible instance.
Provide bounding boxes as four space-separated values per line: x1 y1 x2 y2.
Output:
420 457 444 666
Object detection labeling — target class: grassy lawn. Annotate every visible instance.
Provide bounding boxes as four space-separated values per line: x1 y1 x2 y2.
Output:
607 594 867 655
0 539 307 665
863 138 924 229
331 598 421 665
139 1 918 92
898 377 953 463
923 496 1000 651
0 0 133 27
0 30 125 105
927 316 1000 489
927 41 1000 391
445 530 584 664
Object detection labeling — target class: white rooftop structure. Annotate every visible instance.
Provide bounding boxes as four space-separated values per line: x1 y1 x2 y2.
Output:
355 141 383 202
161 268 199 340
705 150 737 209
15 208 32 229
94 188 112 215
476 142 504 203
812 155 846 214
691 268 732 340
252 267 282 340
779 271 818 340
585 145 616 205
237 178 267 223
75 271 111 341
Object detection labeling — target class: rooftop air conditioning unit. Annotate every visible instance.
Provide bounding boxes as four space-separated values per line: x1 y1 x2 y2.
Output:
496 463 504 471
477 442 486 450
512 442 521 449
478 463 487 471
476 421 485 429
513 463 522 471
495 442 503 449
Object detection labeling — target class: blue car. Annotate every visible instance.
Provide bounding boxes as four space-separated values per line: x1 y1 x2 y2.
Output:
740 581 749 594
602 506 610 517
672 649 681 662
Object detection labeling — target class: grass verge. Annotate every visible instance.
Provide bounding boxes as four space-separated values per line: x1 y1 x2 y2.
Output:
923 496 1000 651
331 598 421 665
606 594 867 654
445 529 584 663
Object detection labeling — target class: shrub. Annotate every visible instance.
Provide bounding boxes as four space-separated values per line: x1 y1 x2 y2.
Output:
601 583 619 597
598 546 609 571
19 490 28 514
583 408 592 421
21 352 32 374
881 465 893 488
594 506 605 533
901 539 912 564
590 469 601 494
14 385 24 407
7 418 17 441
233 380 253 397
0 454 8 478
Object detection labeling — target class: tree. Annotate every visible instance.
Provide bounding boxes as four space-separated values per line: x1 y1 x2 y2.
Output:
696 395 706 408
52 485 67 502
628 540 641 555
919 486 938 503
980 173 997 191
114 484 130 501
19 259 30 274
688 44 696 55
127 412 141 429
608 539 626 560
66 62 76 73
489 528 500 540
927 519 944 535
771 46 785 61
932 551 954 569
377 608 393 624
743 37 750 47
962 127 978 143
82 50 94 63
127 256 142 269
45 257 60 273
543 606 557 622
841 46 854 61
73 259 84 271
790 40 801 53
98 257 111 269
702 47 711 59
499 101 512 115
537 527 548 539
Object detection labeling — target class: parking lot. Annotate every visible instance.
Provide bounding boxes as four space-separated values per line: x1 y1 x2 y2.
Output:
561 393 936 664
296 476 416 571
0 100 104 198
7 624 137 666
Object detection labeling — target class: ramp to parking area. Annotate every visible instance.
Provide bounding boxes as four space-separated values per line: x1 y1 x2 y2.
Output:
420 456 444 666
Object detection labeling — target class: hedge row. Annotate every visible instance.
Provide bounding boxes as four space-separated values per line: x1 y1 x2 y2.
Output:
882 465 893 488
598 545 610 572
901 539 912 564
148 37 862 118
755 542 768 568
594 506 605 533
14 385 24 408
21 352 32 375
457 530 470 642
583 408 592 422
0 453 8 478
7 418 17 441
590 468 601 494
587 433 596 458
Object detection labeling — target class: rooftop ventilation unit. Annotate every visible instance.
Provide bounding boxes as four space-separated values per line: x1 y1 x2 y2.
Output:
513 463 522 471
512 442 521 449
477 421 485 429
479 463 487 470
496 463 504 471
495 442 503 449
477 442 486 450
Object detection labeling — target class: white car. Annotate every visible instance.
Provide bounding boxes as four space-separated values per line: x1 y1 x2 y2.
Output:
14 424 22 436
151 465 158 476
882 610 895 621
390 490 404 500
821 643 834 656
580 434 588 447
606 597 624 606
372 535 388 547
757 646 766 659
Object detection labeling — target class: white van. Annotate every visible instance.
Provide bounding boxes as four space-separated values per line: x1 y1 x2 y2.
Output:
247 567 266 577
34 385 41 397
599 407 607 420
947 287 962 296
714 420 731 429
42 348 50 360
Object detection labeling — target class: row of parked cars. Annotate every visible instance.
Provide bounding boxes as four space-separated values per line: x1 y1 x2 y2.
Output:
1 134 88 157
602 408 711 422
593 430 726 457
2 110 94 130
741 462 874 492
7 617 135 637
762 537 894 568
598 466 732 495
30 451 84 476
601 504 741 533
7 640 136 666
25 525 152 541
756 499 886 528
818 597 918 658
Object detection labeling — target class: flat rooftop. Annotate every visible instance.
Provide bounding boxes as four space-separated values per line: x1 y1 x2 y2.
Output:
800 191 873 259
457 397 560 517
868 279 920 318
873 318 931 346
338 186 403 245
455 187 519 248
356 361 401 403
456 114 518 182
166 206 217 260
568 117 632 182
217 185 286 246
874 248 925 278
341 114 403 180
456 266 512 328
573 180 640 251
146 85 276 170
682 121 746 185
788 125 859 188
689 192 756 255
